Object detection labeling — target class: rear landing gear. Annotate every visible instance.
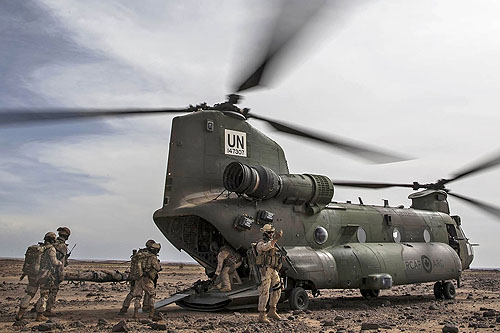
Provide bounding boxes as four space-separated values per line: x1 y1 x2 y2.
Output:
360 289 380 298
434 281 455 300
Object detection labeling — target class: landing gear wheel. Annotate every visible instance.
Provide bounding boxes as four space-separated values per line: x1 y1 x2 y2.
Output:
434 281 444 300
360 289 380 298
288 287 309 310
442 281 456 300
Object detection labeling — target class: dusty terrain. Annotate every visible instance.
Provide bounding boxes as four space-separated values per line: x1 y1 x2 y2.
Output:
0 259 499 332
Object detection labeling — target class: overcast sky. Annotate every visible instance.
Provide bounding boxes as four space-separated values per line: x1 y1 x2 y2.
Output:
1 0 499 267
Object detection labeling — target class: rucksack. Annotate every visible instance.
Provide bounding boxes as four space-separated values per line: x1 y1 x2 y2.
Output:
129 251 147 280
22 243 46 276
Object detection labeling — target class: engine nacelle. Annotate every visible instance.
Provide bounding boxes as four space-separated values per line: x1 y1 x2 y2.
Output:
223 162 334 210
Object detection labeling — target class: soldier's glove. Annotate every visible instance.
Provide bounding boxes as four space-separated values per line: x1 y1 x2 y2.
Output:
211 274 218 281
274 230 283 240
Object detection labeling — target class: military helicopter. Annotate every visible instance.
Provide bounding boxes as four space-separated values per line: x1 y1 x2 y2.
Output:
2 2 500 312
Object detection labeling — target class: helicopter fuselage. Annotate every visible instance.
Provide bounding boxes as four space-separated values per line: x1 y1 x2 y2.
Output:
153 110 471 293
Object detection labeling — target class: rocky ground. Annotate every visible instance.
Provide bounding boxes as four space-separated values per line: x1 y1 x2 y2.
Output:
0 259 499 332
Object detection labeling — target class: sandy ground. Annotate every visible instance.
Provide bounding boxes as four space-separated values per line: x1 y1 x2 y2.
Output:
0 259 499 332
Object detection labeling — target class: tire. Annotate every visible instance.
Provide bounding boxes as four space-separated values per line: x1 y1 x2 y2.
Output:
288 287 309 310
360 289 379 298
434 281 444 300
442 281 456 300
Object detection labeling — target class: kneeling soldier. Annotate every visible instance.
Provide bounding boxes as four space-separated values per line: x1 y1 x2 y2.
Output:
213 243 242 292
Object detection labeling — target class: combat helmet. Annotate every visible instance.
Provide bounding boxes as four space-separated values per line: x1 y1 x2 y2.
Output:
145 239 156 248
44 232 57 243
150 242 161 254
260 224 275 233
57 226 71 237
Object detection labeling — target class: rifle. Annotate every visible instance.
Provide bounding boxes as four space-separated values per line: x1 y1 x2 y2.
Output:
67 244 77 259
275 243 299 275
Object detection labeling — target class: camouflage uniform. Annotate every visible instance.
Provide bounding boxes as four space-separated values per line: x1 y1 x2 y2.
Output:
17 244 45 316
256 224 283 323
45 234 69 313
132 243 161 319
35 237 62 321
214 245 242 292
120 242 155 314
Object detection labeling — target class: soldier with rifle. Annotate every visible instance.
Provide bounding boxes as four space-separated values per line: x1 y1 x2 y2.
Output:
131 242 162 320
255 224 284 323
119 239 155 315
44 226 71 315
15 232 61 322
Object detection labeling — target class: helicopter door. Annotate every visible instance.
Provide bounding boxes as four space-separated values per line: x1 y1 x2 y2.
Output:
445 224 460 255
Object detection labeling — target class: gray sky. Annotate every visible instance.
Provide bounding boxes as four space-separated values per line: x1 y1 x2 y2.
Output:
1 0 499 267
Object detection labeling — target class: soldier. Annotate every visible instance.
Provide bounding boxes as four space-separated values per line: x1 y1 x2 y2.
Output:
213 243 242 292
119 239 155 315
256 224 283 323
15 232 58 321
28 232 62 322
131 242 162 320
44 226 71 315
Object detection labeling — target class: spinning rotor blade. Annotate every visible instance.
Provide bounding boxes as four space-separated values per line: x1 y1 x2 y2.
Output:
0 107 191 126
445 150 500 185
333 181 416 189
249 113 409 164
447 192 500 220
233 0 325 93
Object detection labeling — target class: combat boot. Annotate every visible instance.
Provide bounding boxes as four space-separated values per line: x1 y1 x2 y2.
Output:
44 310 56 317
132 308 139 320
258 311 270 323
149 308 161 322
267 307 282 321
220 286 231 292
35 313 48 322
118 307 128 315
15 307 26 321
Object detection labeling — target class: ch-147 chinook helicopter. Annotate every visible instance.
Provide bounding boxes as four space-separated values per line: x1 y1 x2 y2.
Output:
3 2 500 312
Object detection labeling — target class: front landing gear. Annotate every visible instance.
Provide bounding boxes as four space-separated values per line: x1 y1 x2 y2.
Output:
434 281 456 300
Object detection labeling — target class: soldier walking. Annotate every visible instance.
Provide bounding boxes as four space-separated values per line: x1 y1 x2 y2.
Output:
119 239 155 315
16 232 60 321
15 232 62 322
131 242 162 320
213 243 242 292
256 224 283 323
44 227 71 315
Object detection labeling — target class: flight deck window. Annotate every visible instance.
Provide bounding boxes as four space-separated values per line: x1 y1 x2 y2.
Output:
314 226 328 245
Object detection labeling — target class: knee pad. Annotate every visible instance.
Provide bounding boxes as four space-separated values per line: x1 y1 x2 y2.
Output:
271 282 282 291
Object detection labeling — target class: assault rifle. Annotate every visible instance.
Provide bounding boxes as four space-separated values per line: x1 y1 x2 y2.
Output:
67 244 77 259
275 243 298 275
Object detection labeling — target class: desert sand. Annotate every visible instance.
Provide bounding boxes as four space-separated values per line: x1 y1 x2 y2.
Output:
1 259 499 332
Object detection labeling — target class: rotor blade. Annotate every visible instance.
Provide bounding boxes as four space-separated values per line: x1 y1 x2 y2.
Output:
0 107 191 126
448 192 500 220
249 113 411 164
233 0 325 93
333 181 416 189
446 150 500 184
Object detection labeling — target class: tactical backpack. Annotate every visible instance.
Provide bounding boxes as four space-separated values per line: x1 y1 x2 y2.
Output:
129 251 147 280
22 243 46 277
